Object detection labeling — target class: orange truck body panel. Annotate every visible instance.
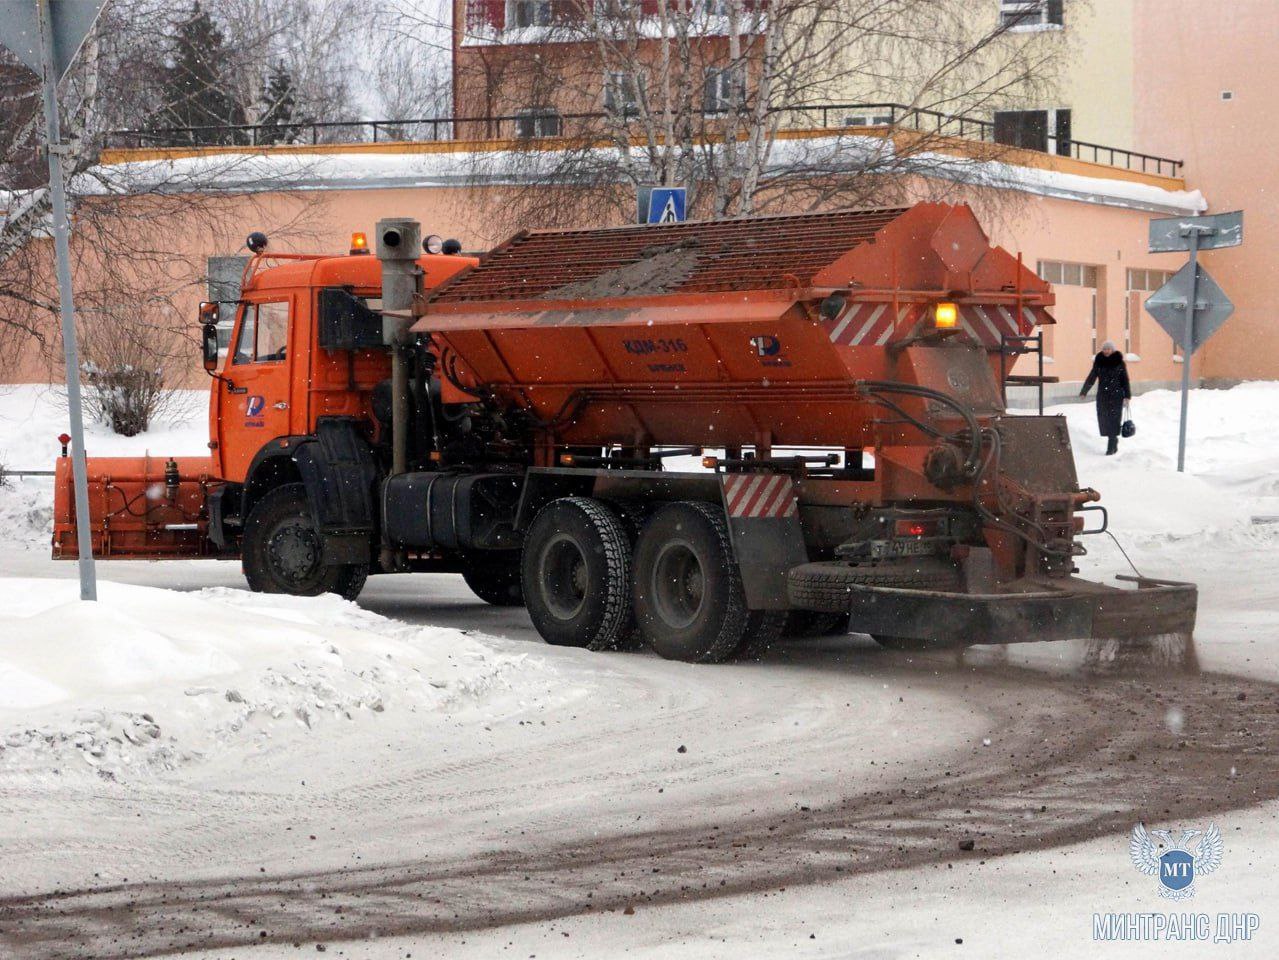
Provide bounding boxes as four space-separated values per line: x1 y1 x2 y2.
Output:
415 204 1053 452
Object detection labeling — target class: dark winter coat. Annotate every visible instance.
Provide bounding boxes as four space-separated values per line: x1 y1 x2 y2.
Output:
1080 351 1131 437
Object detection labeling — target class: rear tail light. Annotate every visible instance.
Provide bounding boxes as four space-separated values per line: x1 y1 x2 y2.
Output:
894 518 940 537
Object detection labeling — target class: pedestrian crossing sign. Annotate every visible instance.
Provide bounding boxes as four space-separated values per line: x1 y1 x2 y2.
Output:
638 187 687 224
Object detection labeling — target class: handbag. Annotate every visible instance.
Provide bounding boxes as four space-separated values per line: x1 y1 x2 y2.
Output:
1120 401 1136 438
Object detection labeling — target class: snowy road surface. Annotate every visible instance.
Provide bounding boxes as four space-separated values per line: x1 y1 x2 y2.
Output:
1 383 1278 957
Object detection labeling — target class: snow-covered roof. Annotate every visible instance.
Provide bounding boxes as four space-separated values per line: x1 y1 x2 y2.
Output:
8 134 1206 217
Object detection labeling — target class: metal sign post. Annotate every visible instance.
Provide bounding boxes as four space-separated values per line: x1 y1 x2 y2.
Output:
0 0 106 599
1145 210 1243 473
1176 229 1202 473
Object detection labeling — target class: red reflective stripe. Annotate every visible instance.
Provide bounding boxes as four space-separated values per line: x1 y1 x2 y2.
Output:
727 475 763 516
726 475 746 513
760 478 793 517
741 475 781 517
825 303 866 343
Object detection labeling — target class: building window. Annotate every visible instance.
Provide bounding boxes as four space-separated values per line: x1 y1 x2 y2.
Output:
514 108 562 138
843 112 894 127
704 66 745 113
1125 269 1173 357
994 108 1071 155
1000 0 1064 30
1126 268 1173 292
508 0 553 28
605 72 643 113
1038 260 1099 288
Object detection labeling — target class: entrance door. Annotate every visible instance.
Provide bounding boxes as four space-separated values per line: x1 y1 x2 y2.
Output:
217 298 295 481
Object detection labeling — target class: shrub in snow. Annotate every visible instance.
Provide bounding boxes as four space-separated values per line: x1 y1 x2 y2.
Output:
76 304 190 436
82 362 167 437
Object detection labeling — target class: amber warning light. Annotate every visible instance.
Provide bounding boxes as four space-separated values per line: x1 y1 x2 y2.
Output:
934 302 958 329
350 232 369 255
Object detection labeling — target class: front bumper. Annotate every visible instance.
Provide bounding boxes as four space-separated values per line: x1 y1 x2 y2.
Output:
786 564 1198 645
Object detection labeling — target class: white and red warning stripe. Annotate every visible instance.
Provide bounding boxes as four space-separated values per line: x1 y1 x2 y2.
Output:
822 303 924 347
956 303 1054 347
722 474 798 519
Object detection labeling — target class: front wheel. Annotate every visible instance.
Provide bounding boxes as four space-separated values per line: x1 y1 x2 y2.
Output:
242 483 367 600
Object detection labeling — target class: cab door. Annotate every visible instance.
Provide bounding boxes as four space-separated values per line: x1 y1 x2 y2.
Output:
217 297 296 481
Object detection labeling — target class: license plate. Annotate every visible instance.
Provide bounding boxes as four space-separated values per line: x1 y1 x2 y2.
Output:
870 538 936 559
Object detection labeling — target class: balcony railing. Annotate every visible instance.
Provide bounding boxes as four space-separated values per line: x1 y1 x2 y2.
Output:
105 102 1184 177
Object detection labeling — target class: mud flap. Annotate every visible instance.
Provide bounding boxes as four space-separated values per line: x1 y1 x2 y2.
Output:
720 474 808 610
294 418 378 564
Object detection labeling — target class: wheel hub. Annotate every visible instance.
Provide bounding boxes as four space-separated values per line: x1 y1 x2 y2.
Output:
540 534 589 621
651 540 705 629
267 520 322 586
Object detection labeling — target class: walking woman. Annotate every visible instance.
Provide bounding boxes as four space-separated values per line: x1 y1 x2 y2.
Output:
1080 340 1132 455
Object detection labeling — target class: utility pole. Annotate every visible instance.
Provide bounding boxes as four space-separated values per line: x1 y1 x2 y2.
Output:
0 0 106 599
37 0 96 598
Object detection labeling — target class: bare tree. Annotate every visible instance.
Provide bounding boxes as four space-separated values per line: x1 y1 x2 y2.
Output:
0 1 323 429
447 0 1068 226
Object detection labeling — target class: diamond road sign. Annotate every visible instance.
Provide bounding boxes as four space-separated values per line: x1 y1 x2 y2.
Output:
1148 210 1244 253
1145 260 1234 354
0 0 105 80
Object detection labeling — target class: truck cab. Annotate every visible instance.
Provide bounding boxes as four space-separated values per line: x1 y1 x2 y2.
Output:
210 246 476 483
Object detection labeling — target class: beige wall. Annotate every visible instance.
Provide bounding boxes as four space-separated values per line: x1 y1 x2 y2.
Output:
1133 0 1279 382
1061 0 1134 149
3 163 1205 390
990 196 1187 386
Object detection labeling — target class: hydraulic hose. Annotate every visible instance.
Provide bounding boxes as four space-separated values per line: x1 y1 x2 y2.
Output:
855 380 984 476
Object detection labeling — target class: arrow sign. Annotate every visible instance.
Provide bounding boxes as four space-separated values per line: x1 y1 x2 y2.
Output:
1148 210 1243 253
0 0 105 80
1145 261 1234 355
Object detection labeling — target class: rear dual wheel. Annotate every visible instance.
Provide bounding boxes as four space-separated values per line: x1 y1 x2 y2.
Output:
521 497 633 651
633 501 784 663
521 497 782 662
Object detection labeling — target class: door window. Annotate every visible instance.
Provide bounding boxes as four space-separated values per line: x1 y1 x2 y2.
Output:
232 301 290 365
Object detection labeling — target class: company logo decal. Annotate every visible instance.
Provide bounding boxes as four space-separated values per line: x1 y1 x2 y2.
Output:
245 395 266 427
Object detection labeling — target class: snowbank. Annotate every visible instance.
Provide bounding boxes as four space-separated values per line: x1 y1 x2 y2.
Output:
1058 381 1279 541
0 383 208 470
0 578 542 781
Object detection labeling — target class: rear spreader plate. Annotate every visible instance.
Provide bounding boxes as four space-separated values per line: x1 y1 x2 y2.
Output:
786 562 1197 645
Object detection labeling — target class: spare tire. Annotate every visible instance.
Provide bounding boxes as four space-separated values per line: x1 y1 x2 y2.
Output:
786 560 963 613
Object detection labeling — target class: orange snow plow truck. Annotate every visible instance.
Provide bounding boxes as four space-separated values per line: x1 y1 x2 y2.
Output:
53 204 1196 660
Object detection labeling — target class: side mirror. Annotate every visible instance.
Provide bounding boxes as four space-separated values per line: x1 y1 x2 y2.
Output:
318 288 385 351
201 322 220 371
